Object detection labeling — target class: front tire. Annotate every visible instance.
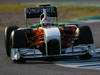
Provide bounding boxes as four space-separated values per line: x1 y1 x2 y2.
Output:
74 26 93 45
5 26 18 57
12 58 25 64
74 26 94 59
11 30 27 63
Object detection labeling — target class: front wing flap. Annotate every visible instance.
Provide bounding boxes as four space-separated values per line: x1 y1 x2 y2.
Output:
11 44 95 60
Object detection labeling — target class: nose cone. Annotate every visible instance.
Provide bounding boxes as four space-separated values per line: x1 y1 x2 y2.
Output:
44 27 60 42
47 39 60 55
43 27 61 55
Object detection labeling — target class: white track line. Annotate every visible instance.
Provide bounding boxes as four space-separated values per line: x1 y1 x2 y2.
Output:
55 48 100 70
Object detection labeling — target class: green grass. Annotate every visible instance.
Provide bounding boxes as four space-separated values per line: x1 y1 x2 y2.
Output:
0 3 100 16
57 5 100 22
0 3 36 12
0 3 100 32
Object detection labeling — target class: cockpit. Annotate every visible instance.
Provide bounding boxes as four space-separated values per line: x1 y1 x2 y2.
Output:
25 4 58 27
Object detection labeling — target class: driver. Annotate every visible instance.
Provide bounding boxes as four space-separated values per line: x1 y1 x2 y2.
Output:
40 9 53 27
31 8 54 28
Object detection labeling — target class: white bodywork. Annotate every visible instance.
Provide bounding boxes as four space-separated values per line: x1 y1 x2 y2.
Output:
43 27 61 55
44 27 60 42
11 44 95 60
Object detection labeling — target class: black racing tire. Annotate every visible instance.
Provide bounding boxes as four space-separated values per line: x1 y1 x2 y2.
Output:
73 26 93 59
74 26 94 45
12 58 25 64
12 30 27 48
11 30 27 63
5 26 18 57
79 52 92 60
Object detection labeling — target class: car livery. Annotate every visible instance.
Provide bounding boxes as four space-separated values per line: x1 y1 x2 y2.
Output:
5 4 95 63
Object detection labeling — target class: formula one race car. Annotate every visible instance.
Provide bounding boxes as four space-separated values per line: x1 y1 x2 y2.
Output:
5 4 95 63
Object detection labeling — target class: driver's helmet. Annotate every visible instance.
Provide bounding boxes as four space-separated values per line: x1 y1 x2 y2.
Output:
40 9 53 27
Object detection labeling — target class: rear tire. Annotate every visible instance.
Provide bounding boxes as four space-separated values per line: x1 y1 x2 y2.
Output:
5 26 18 57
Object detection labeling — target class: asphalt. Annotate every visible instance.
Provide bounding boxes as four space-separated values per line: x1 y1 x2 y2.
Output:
0 22 100 75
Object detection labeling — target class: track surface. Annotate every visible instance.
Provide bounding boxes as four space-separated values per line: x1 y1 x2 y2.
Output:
55 54 100 71
0 21 100 75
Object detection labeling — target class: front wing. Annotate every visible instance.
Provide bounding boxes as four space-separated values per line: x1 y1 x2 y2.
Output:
11 44 95 61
